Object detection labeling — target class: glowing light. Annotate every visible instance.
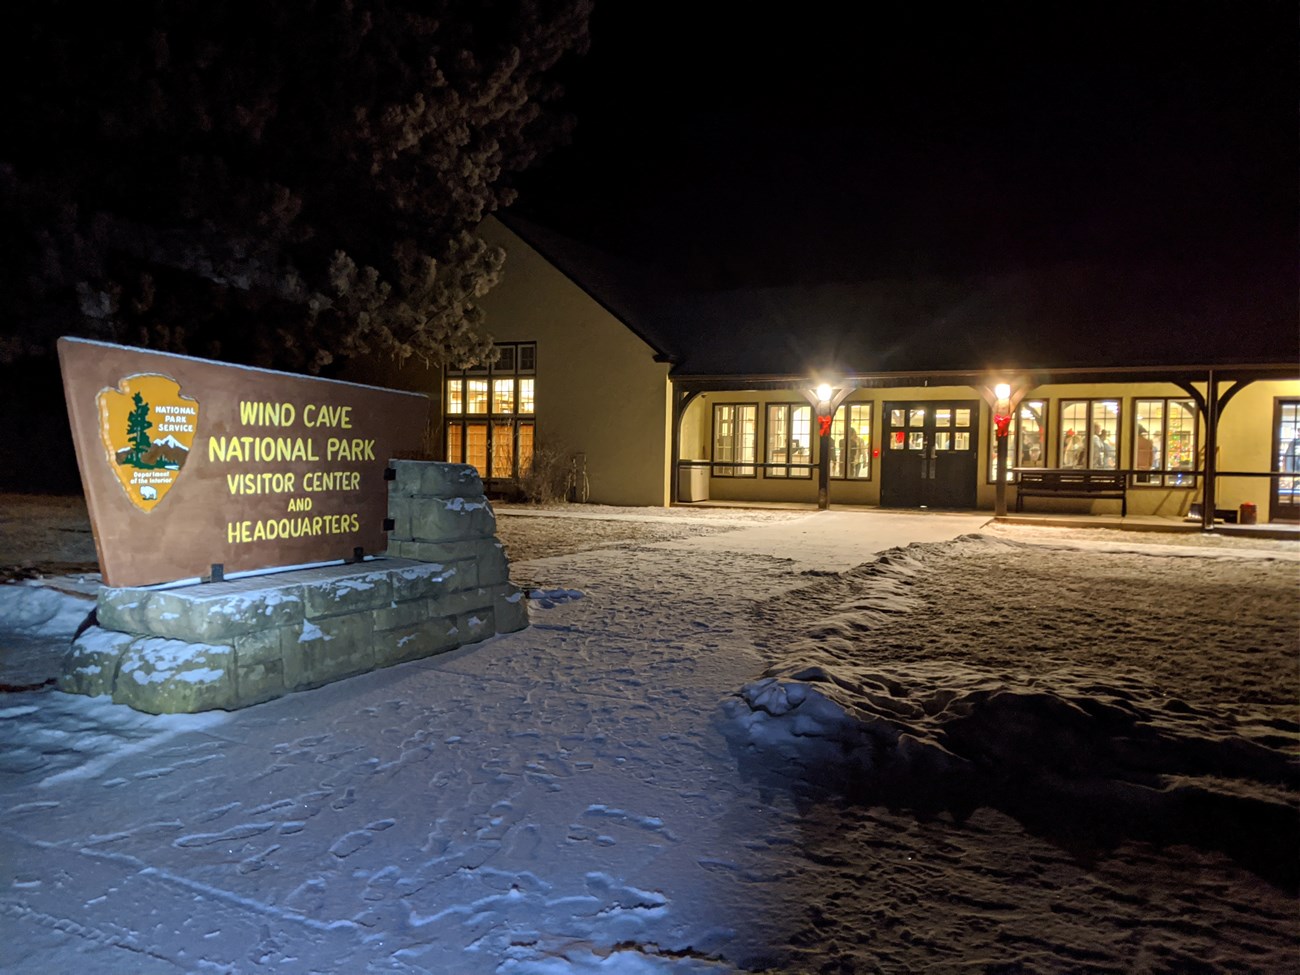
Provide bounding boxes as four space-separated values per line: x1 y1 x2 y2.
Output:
815 384 833 402
994 383 1011 401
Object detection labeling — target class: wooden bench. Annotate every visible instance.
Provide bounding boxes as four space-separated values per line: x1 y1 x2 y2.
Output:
1014 468 1127 516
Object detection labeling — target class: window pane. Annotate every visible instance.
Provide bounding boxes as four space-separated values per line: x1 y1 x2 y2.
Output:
492 378 514 414
491 422 514 478
934 409 952 428
1061 401 1089 468
1166 399 1196 479
955 409 972 427
847 404 870 478
1090 401 1119 469
830 409 846 478
447 380 464 415
767 404 789 476
518 378 535 414
1017 401 1045 467
519 344 536 373
775 404 812 479
936 432 952 450
496 345 516 372
465 422 488 478
909 408 926 426
446 423 463 463
1134 399 1164 482
518 422 535 475
466 379 489 414
738 405 757 476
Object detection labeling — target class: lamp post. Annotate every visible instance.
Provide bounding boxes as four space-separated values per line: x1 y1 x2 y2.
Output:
993 382 1012 517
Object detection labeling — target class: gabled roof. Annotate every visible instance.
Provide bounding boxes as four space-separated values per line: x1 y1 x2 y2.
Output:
499 211 1299 383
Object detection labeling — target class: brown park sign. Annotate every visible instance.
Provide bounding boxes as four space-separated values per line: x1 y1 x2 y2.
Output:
59 338 430 587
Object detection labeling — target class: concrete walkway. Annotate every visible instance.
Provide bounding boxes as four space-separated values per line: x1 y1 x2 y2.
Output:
652 508 993 571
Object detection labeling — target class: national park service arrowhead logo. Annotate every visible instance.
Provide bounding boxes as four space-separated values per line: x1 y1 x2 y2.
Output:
97 374 199 512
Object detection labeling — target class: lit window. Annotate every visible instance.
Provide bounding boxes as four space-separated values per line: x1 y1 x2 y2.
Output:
766 404 812 478
1276 400 1300 516
1060 400 1119 469
465 422 488 477
447 424 463 463
713 404 757 477
491 421 514 478
445 341 537 482
990 399 1046 482
466 379 489 414
518 422 535 474
1133 398 1198 487
831 403 872 479
492 378 515 414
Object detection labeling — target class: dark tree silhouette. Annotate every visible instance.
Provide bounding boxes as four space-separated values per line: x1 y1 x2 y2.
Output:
2 0 592 374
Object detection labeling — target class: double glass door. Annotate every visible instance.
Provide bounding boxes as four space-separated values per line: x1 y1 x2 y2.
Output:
1272 399 1300 522
880 400 979 509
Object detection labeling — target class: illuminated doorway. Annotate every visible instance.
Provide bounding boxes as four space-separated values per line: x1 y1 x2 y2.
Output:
880 400 979 508
1271 399 1300 522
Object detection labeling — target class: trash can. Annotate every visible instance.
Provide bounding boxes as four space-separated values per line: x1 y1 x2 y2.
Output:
1239 502 1258 525
677 462 710 502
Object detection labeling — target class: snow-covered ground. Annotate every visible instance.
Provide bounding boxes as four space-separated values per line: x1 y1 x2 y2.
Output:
1 496 1297 974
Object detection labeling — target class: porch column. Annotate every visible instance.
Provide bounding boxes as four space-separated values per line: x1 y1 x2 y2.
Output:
818 421 832 509
995 436 1010 516
804 384 855 511
1202 369 1218 531
979 380 1025 518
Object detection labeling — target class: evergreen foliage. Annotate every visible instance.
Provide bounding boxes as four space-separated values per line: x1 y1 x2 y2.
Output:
2 1 592 373
125 392 153 466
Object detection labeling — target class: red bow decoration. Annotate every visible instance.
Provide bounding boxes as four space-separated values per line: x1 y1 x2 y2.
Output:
818 415 833 437
994 413 1013 438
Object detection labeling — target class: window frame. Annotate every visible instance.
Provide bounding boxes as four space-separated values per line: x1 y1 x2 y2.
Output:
765 403 814 479
989 399 1047 483
830 402 873 480
1131 397 1199 487
712 402 758 478
445 342 537 480
1059 399 1120 470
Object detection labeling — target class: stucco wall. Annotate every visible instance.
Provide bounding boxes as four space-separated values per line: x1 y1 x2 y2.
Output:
1217 379 1300 519
477 218 672 507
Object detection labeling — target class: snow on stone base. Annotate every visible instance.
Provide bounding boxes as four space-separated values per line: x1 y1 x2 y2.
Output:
58 461 528 714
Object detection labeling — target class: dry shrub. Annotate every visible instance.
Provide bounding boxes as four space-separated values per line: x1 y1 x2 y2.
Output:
516 440 571 504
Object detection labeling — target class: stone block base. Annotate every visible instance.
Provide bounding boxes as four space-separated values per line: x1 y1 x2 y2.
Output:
61 558 526 714
60 461 526 714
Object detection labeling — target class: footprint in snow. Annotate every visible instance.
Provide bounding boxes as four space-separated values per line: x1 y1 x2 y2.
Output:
527 587 585 609
329 819 396 858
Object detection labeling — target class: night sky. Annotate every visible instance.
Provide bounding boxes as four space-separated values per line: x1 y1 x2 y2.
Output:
513 2 1296 291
